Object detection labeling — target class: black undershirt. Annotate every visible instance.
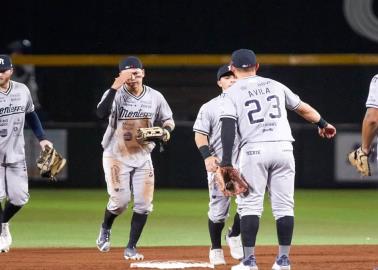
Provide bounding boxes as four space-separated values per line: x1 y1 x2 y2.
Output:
220 117 236 166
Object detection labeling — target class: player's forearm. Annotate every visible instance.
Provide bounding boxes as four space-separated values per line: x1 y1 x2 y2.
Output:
25 111 47 141
295 102 322 123
220 118 236 166
194 132 209 148
361 108 378 153
96 88 117 119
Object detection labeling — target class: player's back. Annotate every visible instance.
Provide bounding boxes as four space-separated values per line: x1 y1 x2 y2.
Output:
222 75 301 145
194 94 239 163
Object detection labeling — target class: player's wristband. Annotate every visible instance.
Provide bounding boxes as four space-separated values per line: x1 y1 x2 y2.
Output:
198 145 211 160
315 117 328 128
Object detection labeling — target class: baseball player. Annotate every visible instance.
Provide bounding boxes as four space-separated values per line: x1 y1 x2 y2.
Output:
0 55 52 252
358 74 378 156
348 74 378 175
193 65 243 265
219 49 336 270
96 56 175 260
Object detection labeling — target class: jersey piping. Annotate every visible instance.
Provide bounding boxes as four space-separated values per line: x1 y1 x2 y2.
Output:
122 85 147 100
0 81 13 96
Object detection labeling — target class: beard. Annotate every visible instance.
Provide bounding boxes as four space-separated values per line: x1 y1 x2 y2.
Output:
0 76 10 89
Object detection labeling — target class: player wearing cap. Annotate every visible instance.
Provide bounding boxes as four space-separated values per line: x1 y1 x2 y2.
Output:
193 65 243 265
220 49 336 270
95 56 175 260
0 55 53 252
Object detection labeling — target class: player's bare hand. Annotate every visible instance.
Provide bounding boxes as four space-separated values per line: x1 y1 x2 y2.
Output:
318 123 336 139
39 139 53 150
111 69 143 89
205 156 220 172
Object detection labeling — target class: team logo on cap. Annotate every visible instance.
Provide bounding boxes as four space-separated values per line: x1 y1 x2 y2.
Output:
0 58 4 65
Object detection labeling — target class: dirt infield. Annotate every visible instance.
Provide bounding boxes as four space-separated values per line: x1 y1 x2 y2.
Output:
1 245 377 270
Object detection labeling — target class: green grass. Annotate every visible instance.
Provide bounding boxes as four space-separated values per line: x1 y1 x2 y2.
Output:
7 189 378 247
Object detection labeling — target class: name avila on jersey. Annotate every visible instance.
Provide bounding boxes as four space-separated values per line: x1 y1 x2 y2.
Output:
248 87 271 97
119 107 154 119
0 104 26 116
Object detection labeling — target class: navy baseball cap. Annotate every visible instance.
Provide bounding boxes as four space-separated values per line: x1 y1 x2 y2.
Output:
217 64 233 81
231 49 257 68
0 55 12 72
119 56 143 71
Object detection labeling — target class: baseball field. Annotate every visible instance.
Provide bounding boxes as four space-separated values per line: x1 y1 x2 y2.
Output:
1 188 378 270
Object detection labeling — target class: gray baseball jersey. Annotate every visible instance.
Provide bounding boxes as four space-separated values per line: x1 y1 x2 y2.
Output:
193 93 239 165
98 85 174 167
220 75 300 220
220 75 301 146
365 74 378 108
0 80 34 163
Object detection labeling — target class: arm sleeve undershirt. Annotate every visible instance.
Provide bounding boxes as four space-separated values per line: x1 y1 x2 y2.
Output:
220 117 236 166
25 111 47 141
96 88 117 119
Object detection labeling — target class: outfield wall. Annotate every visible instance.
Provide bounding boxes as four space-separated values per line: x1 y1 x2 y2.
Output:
27 122 378 189
11 55 377 188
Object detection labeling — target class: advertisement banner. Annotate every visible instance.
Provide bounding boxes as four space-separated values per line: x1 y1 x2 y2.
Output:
335 132 378 182
25 129 68 181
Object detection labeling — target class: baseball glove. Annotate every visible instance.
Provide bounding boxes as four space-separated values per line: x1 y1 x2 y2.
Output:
215 166 249 196
36 145 67 181
136 127 170 143
347 147 371 176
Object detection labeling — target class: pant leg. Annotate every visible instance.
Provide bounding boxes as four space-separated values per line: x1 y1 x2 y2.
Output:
0 164 5 201
103 156 133 215
237 144 269 217
5 161 29 206
208 172 231 223
268 142 295 220
131 157 154 214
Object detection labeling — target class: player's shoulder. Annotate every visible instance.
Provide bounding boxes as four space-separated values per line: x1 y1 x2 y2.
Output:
144 85 165 99
371 74 378 84
257 75 286 88
10 80 29 92
200 95 220 112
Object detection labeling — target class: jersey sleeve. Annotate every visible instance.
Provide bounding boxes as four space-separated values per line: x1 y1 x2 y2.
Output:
282 84 301 110
366 74 378 108
25 85 35 113
220 93 237 120
155 92 174 126
193 104 211 135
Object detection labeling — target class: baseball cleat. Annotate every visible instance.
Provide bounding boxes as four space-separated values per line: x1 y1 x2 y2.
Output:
96 227 111 252
272 255 291 270
0 223 12 253
124 247 144 260
231 255 258 270
225 228 243 260
209 248 226 265
0 237 10 253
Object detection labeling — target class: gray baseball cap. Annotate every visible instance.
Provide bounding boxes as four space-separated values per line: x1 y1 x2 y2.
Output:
0 55 12 71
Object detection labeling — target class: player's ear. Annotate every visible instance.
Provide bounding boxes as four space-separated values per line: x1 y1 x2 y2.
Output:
141 69 145 78
255 63 259 72
217 80 222 88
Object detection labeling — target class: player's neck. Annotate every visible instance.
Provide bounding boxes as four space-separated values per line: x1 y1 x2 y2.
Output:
128 85 143 96
236 71 256 79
